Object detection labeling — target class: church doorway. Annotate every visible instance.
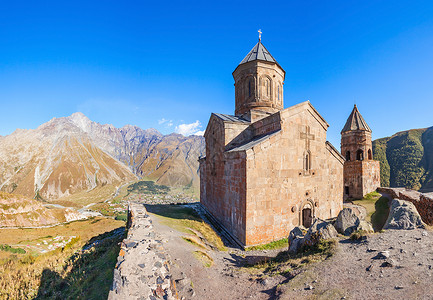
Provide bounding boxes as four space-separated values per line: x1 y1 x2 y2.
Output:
302 204 313 228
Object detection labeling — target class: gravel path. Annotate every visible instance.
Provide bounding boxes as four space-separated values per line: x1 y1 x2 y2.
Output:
148 207 433 300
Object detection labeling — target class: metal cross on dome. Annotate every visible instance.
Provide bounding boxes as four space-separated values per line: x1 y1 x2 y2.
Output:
258 29 262 41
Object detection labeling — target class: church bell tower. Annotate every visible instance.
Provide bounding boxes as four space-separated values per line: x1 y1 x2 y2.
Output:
341 105 381 199
232 35 285 122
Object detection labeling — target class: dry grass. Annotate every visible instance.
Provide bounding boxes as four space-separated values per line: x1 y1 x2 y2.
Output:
147 205 227 251
182 236 208 250
0 218 124 299
0 217 123 246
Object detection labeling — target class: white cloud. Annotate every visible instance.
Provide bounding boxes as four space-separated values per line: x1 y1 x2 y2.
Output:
175 120 203 136
158 118 174 127
158 118 168 124
193 130 205 136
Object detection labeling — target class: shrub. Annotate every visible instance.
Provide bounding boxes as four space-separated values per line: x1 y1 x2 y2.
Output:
115 213 128 221
0 244 26 254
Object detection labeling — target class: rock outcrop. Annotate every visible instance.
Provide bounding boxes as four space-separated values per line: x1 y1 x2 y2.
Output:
384 199 426 230
378 187 433 225
289 219 337 254
108 203 176 300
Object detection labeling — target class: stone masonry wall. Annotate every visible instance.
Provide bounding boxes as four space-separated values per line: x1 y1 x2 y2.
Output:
344 160 380 199
108 203 177 300
244 108 343 246
378 187 433 225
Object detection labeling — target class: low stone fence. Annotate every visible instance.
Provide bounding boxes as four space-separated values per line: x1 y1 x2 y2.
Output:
108 202 177 300
378 187 433 225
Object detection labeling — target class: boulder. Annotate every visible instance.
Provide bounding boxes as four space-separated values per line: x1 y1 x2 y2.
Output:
343 203 367 221
384 199 426 230
288 236 305 254
335 208 360 235
357 220 374 233
288 219 338 254
288 226 305 245
303 219 338 247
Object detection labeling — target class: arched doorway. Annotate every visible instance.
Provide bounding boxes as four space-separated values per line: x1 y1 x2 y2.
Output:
301 202 313 228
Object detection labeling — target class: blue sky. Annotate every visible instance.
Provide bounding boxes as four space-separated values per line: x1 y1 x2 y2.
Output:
1 1 433 147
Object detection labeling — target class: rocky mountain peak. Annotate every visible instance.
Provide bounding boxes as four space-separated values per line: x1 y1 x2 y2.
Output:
67 112 94 133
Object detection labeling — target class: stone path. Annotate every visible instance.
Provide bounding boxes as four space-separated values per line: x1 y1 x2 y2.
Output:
108 203 177 300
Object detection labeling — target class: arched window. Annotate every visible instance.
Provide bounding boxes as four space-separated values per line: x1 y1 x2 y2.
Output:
265 79 270 97
345 151 351 161
368 149 372 160
248 80 251 97
304 151 311 172
356 149 364 161
261 76 272 101
278 85 280 102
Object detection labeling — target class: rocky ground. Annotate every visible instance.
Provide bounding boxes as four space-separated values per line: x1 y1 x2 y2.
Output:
148 208 433 300
278 228 433 299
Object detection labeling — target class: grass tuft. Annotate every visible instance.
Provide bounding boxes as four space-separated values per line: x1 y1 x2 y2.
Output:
192 251 213 267
245 237 288 251
349 230 368 241
245 239 336 275
182 236 207 250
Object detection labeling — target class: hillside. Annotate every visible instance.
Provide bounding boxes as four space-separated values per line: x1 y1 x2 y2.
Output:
0 113 204 201
0 191 84 227
372 126 433 191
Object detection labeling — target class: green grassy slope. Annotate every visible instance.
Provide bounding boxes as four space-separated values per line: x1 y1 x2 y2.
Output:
373 127 433 191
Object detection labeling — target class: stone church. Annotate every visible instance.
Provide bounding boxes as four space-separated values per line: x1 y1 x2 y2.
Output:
199 39 378 247
199 39 345 247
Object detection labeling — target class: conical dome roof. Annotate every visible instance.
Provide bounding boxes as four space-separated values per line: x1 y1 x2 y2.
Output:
239 41 278 65
341 105 371 133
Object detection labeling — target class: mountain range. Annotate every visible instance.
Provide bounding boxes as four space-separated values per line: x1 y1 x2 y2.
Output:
373 126 433 192
0 113 204 200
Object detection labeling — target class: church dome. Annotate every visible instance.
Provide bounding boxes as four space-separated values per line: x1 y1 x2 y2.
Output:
341 104 372 133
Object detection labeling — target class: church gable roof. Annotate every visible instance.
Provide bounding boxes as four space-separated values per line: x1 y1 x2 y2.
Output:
280 101 329 131
227 130 280 153
212 113 250 124
239 41 278 65
341 105 372 133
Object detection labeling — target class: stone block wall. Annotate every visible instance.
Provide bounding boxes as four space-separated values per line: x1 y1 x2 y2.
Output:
344 160 380 199
243 110 343 246
201 149 248 245
108 203 177 300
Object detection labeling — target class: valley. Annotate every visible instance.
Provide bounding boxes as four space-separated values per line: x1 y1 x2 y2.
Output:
0 179 198 299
